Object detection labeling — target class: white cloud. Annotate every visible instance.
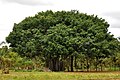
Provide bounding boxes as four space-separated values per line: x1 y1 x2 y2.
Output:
103 12 120 28
1 0 53 6
108 28 120 37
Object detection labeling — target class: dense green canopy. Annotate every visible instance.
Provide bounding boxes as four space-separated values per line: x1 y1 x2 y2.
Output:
6 10 120 71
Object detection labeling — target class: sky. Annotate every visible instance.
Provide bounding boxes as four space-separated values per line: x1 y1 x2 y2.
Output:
0 0 120 43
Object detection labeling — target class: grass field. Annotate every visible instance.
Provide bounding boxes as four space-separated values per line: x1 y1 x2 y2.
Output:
0 71 120 80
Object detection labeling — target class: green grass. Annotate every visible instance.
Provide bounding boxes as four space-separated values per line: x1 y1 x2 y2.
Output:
0 71 120 80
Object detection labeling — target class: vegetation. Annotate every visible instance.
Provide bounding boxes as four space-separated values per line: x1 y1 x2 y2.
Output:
0 46 44 73
0 10 120 72
0 71 120 80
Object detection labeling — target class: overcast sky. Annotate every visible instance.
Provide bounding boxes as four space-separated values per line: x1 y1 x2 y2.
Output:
0 0 120 42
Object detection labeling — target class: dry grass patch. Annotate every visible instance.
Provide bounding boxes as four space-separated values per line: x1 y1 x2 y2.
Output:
0 70 120 80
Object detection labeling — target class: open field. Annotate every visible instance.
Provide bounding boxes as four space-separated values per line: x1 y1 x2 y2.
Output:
0 71 120 80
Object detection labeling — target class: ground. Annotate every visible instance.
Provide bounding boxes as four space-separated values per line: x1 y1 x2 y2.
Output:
0 71 120 80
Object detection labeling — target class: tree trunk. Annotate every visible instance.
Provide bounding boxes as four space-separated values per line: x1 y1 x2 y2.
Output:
60 60 64 71
86 58 89 72
71 56 74 72
55 59 59 71
100 64 103 71
74 56 77 71
95 57 98 72
52 59 55 71
90 59 92 71
45 58 49 68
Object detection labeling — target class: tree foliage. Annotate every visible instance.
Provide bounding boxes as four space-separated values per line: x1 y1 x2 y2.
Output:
6 10 120 71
